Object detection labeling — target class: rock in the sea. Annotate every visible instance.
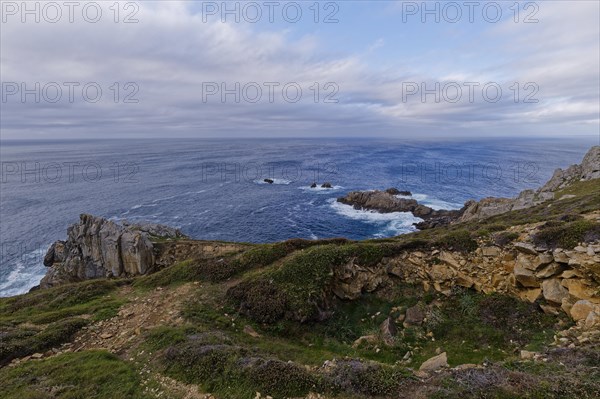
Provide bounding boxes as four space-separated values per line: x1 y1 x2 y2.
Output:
336 190 463 224
385 188 412 196
321 182 333 188
40 214 185 289
264 178 274 184
310 182 317 188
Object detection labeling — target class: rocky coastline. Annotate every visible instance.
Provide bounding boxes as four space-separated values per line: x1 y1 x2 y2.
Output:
3 146 599 399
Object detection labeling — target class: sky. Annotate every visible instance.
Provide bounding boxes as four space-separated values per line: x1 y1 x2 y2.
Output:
0 0 599 139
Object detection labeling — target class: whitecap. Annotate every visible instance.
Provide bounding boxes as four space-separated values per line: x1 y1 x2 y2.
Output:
329 199 422 237
298 185 343 193
395 193 463 210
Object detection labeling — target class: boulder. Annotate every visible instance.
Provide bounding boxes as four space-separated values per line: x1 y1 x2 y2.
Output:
321 182 332 188
264 178 274 184
310 182 317 188
519 288 542 303
514 265 540 288
580 146 600 180
419 352 448 371
380 317 397 346
403 304 425 327
514 243 538 255
482 246 501 257
570 300 594 322
542 279 569 304
536 263 564 279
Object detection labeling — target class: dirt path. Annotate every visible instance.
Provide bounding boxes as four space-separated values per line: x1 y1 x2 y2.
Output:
67 283 197 355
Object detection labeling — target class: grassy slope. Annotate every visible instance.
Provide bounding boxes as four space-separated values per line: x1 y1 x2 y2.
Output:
1 179 599 398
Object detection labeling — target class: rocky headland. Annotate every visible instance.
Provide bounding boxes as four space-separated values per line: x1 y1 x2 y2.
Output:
1 146 599 399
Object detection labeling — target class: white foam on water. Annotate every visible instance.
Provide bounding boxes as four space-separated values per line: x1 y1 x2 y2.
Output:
0 247 48 297
329 199 422 237
298 185 343 193
395 193 463 210
254 178 292 185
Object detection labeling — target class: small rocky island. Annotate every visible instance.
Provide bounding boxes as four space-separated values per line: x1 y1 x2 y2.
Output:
1 146 599 399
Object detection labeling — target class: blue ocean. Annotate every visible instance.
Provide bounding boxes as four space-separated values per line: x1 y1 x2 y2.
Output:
0 137 596 296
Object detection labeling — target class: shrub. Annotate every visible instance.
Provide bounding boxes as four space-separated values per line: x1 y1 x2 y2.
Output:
494 232 519 247
532 220 600 249
436 230 478 252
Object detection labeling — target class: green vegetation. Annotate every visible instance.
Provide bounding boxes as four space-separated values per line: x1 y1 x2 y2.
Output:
0 350 152 399
0 279 125 326
533 219 600 249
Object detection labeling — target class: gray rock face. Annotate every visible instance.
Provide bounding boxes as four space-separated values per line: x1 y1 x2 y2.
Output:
460 146 599 222
40 214 184 288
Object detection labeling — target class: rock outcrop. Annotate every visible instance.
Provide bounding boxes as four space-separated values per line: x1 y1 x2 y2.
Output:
337 190 465 227
40 214 185 288
459 146 600 222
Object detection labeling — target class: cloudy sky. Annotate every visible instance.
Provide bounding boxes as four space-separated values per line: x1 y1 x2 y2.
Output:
1 0 599 139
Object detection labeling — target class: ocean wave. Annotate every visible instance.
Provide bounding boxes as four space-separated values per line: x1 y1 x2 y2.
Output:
0 247 48 297
298 185 343 193
395 193 463 210
329 199 422 237
253 178 292 185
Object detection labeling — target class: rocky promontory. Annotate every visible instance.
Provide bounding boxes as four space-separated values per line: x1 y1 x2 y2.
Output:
337 189 465 228
40 214 185 289
336 146 600 229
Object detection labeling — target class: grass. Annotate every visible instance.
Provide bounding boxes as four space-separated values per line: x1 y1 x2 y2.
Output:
0 350 152 399
1 318 89 366
0 279 125 326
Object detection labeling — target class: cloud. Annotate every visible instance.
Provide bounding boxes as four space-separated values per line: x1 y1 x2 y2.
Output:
0 1 598 138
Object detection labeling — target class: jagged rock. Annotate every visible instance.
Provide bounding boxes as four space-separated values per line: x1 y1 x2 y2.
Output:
482 246 501 257
580 146 600 180
553 250 570 264
40 214 184 289
542 279 569 304
514 243 538 255
336 190 464 221
352 335 378 348
380 317 397 346
385 188 412 196
459 146 599 222
331 258 386 300
570 300 594 322
536 263 564 279
561 279 596 301
520 350 536 360
243 325 261 338
419 352 448 371
310 182 317 188
321 182 332 188
43 241 66 266
519 288 542 303
514 265 540 287
404 304 425 327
